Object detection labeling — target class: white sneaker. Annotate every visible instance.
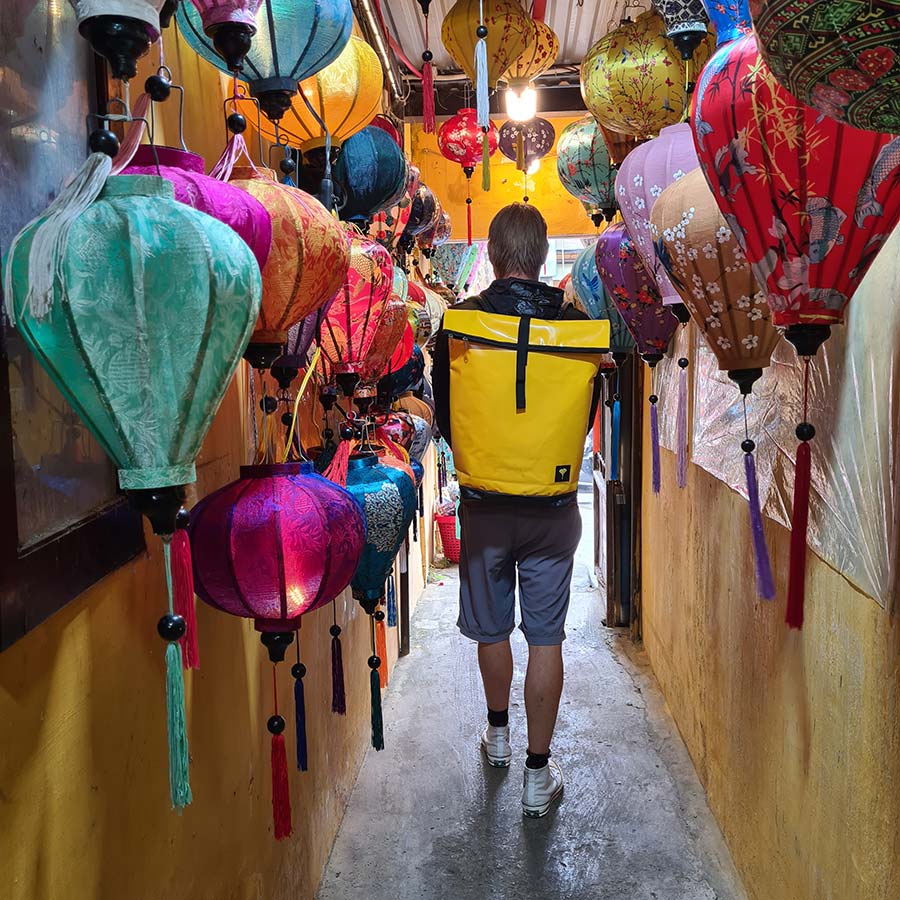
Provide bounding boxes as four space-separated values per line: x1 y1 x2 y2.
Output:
522 759 563 817
480 724 512 767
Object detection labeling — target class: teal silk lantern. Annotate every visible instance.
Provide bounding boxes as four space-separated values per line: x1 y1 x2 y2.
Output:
571 245 635 357
556 117 617 228
3 171 262 811
335 126 408 226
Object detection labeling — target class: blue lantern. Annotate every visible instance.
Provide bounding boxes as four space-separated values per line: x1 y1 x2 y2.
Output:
176 0 353 122
701 0 750 47
390 345 425 397
335 126 408 226
572 245 635 357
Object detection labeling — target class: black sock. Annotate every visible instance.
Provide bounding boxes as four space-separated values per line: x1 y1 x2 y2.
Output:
487 708 508 728
526 749 550 769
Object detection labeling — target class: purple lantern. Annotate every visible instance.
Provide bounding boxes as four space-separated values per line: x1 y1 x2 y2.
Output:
615 123 699 306
123 144 272 269
273 292 338 377
498 117 556 169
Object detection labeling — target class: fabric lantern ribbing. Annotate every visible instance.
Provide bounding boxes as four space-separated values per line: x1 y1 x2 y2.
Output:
505 17 559 89
555 117 617 227
692 32 900 626
417 210 452 257
616 123 700 307
751 0 900 134
498 118 556 170
702 0 751 47
581 10 714 139
176 0 352 120
571 245 635 355
399 185 441 253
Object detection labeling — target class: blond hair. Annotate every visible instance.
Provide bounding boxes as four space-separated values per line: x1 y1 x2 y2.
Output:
487 203 549 280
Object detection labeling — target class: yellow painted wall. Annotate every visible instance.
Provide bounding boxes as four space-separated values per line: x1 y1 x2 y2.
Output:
641 418 900 898
0 28 424 900
410 115 598 242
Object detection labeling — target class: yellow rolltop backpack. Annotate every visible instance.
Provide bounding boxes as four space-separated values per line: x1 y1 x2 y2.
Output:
444 309 610 497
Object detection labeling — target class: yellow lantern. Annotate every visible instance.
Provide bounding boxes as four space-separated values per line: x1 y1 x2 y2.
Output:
505 18 559 89
580 10 713 138
441 0 532 89
246 36 383 151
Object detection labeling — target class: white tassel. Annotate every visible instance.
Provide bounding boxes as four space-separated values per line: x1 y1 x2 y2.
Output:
4 152 112 324
475 0 489 129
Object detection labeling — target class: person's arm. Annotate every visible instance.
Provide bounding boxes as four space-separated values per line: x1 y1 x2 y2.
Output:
431 316 452 449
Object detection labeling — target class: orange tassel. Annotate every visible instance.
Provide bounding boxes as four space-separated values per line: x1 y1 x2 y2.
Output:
375 614 388 689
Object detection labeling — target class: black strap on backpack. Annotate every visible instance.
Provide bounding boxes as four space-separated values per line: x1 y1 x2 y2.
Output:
515 315 531 411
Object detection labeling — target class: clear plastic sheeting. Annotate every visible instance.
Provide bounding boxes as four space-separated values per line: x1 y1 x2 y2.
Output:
682 227 900 609
656 323 690 453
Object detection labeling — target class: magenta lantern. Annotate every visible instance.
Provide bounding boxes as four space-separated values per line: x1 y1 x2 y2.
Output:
123 145 272 269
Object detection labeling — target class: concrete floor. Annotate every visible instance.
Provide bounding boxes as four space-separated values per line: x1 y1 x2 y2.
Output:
318 500 747 900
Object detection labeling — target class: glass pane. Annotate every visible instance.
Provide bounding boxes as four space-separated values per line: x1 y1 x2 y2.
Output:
1 0 120 549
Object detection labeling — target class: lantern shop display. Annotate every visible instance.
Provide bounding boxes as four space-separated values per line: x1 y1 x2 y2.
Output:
335 126 408 227
693 32 900 626
177 0 352 119
581 10 714 139
4 170 264 811
556 117 617 227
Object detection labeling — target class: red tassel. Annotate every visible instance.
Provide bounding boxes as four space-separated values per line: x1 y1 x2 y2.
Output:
786 440 812 629
375 614 388 689
422 60 435 133
171 530 199 669
324 438 351 487
270 733 292 840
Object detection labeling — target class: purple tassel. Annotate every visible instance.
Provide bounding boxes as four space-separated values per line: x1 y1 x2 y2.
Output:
744 451 775 601
650 401 661 495
676 364 688 489
331 628 346 715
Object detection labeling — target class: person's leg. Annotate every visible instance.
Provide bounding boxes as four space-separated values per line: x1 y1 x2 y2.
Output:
524 644 563 756
478 639 513 713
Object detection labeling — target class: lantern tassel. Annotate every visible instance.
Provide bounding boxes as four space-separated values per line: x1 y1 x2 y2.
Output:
163 542 192 811
611 398 621 482
475 24 489 129
370 666 385 751
110 92 152 174
293 665 308 772
331 625 347 715
676 363 688 489
270 732 292 839
171 529 199 670
650 400 661 495
516 132 525 170
422 9 436 136
4 152 112 324
744 450 775 601
209 132 256 182
324 437 351 488
467 198 473 246
482 131 491 192
375 615 388 689
387 574 397 627
786 439 812 629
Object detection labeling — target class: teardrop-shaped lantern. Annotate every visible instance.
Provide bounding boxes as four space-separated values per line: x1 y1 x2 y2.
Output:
417 210 452 257
399 184 441 253
581 10 714 138
505 18 559 89
751 0 900 133
556 117 616 227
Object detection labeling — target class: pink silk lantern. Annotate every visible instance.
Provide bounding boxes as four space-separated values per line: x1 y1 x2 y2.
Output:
361 293 409 391
388 321 416 375
615 123 700 307
188 0 261 28
123 145 272 269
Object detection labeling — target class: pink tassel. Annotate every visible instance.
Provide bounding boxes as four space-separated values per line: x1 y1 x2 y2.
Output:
110 93 152 174
171 529 200 669
210 133 257 182
744 450 775 601
676 361 688 489
270 733 292 840
650 400 660 495
422 62 435 133
324 438 351 488
786 440 812 629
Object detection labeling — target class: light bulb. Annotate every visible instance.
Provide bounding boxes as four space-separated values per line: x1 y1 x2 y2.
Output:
505 86 537 122
526 159 541 175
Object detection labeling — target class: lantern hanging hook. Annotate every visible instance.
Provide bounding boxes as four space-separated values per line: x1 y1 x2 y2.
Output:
223 85 265 164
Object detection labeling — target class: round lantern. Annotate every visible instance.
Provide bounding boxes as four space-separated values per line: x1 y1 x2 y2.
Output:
655 0 710 60
123 144 272 270
4 171 263 811
391 345 426 397
334 126 407 226
374 411 416 451
693 32 900 626
364 294 410 392
224 166 349 368
598 121 644 167
369 114 402 147
417 210 452 257
71 0 164 80
177 0 352 120
504 18 560 121
271 293 337 387
399 184 441 253
751 0 900 133
581 10 714 138
408 414 432 462
571 245 635 357
650 167 780 598
616 122 700 309
441 0 532 89
702 0 751 47
556 116 616 227
498 117 555 170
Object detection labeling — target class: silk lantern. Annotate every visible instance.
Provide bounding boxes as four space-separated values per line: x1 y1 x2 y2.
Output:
504 18 559 121
651 168 780 598
123 145 272 269
581 10 714 139
365 294 410 393
702 0 751 46
556 116 617 227
177 0 352 120
751 0 900 133
184 0 263 72
655 0 710 61
219 164 349 369
334 126 407 226
4 171 263 811
70 0 164 79
417 210 452 257
595 222 676 494
693 32 900 626
438 108 499 244
598 121 644 167
499 118 555 170
190 461 365 836
408 414 432 462
399 185 441 253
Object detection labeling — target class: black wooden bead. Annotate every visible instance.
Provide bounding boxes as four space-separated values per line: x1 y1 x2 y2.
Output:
476 24 488 37
260 395 278 414
796 422 815 442
227 112 247 134
368 655 381 670
267 714 286 735
649 394 658 404
339 423 354 440
157 613 186 641
323 428 334 440
279 157 296 175
291 662 307 679
613 393 620 402
374 609 385 622
465 197 472 205
175 507 191 530
741 439 755 453
329 624 342 638
281 412 293 427
422 50 433 62
678 357 689 369
145 74 172 102
88 128 119 158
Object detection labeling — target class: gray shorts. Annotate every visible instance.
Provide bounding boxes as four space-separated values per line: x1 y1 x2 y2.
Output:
457 500 582 646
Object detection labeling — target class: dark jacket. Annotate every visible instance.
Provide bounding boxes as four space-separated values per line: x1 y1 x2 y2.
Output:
431 278 601 505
